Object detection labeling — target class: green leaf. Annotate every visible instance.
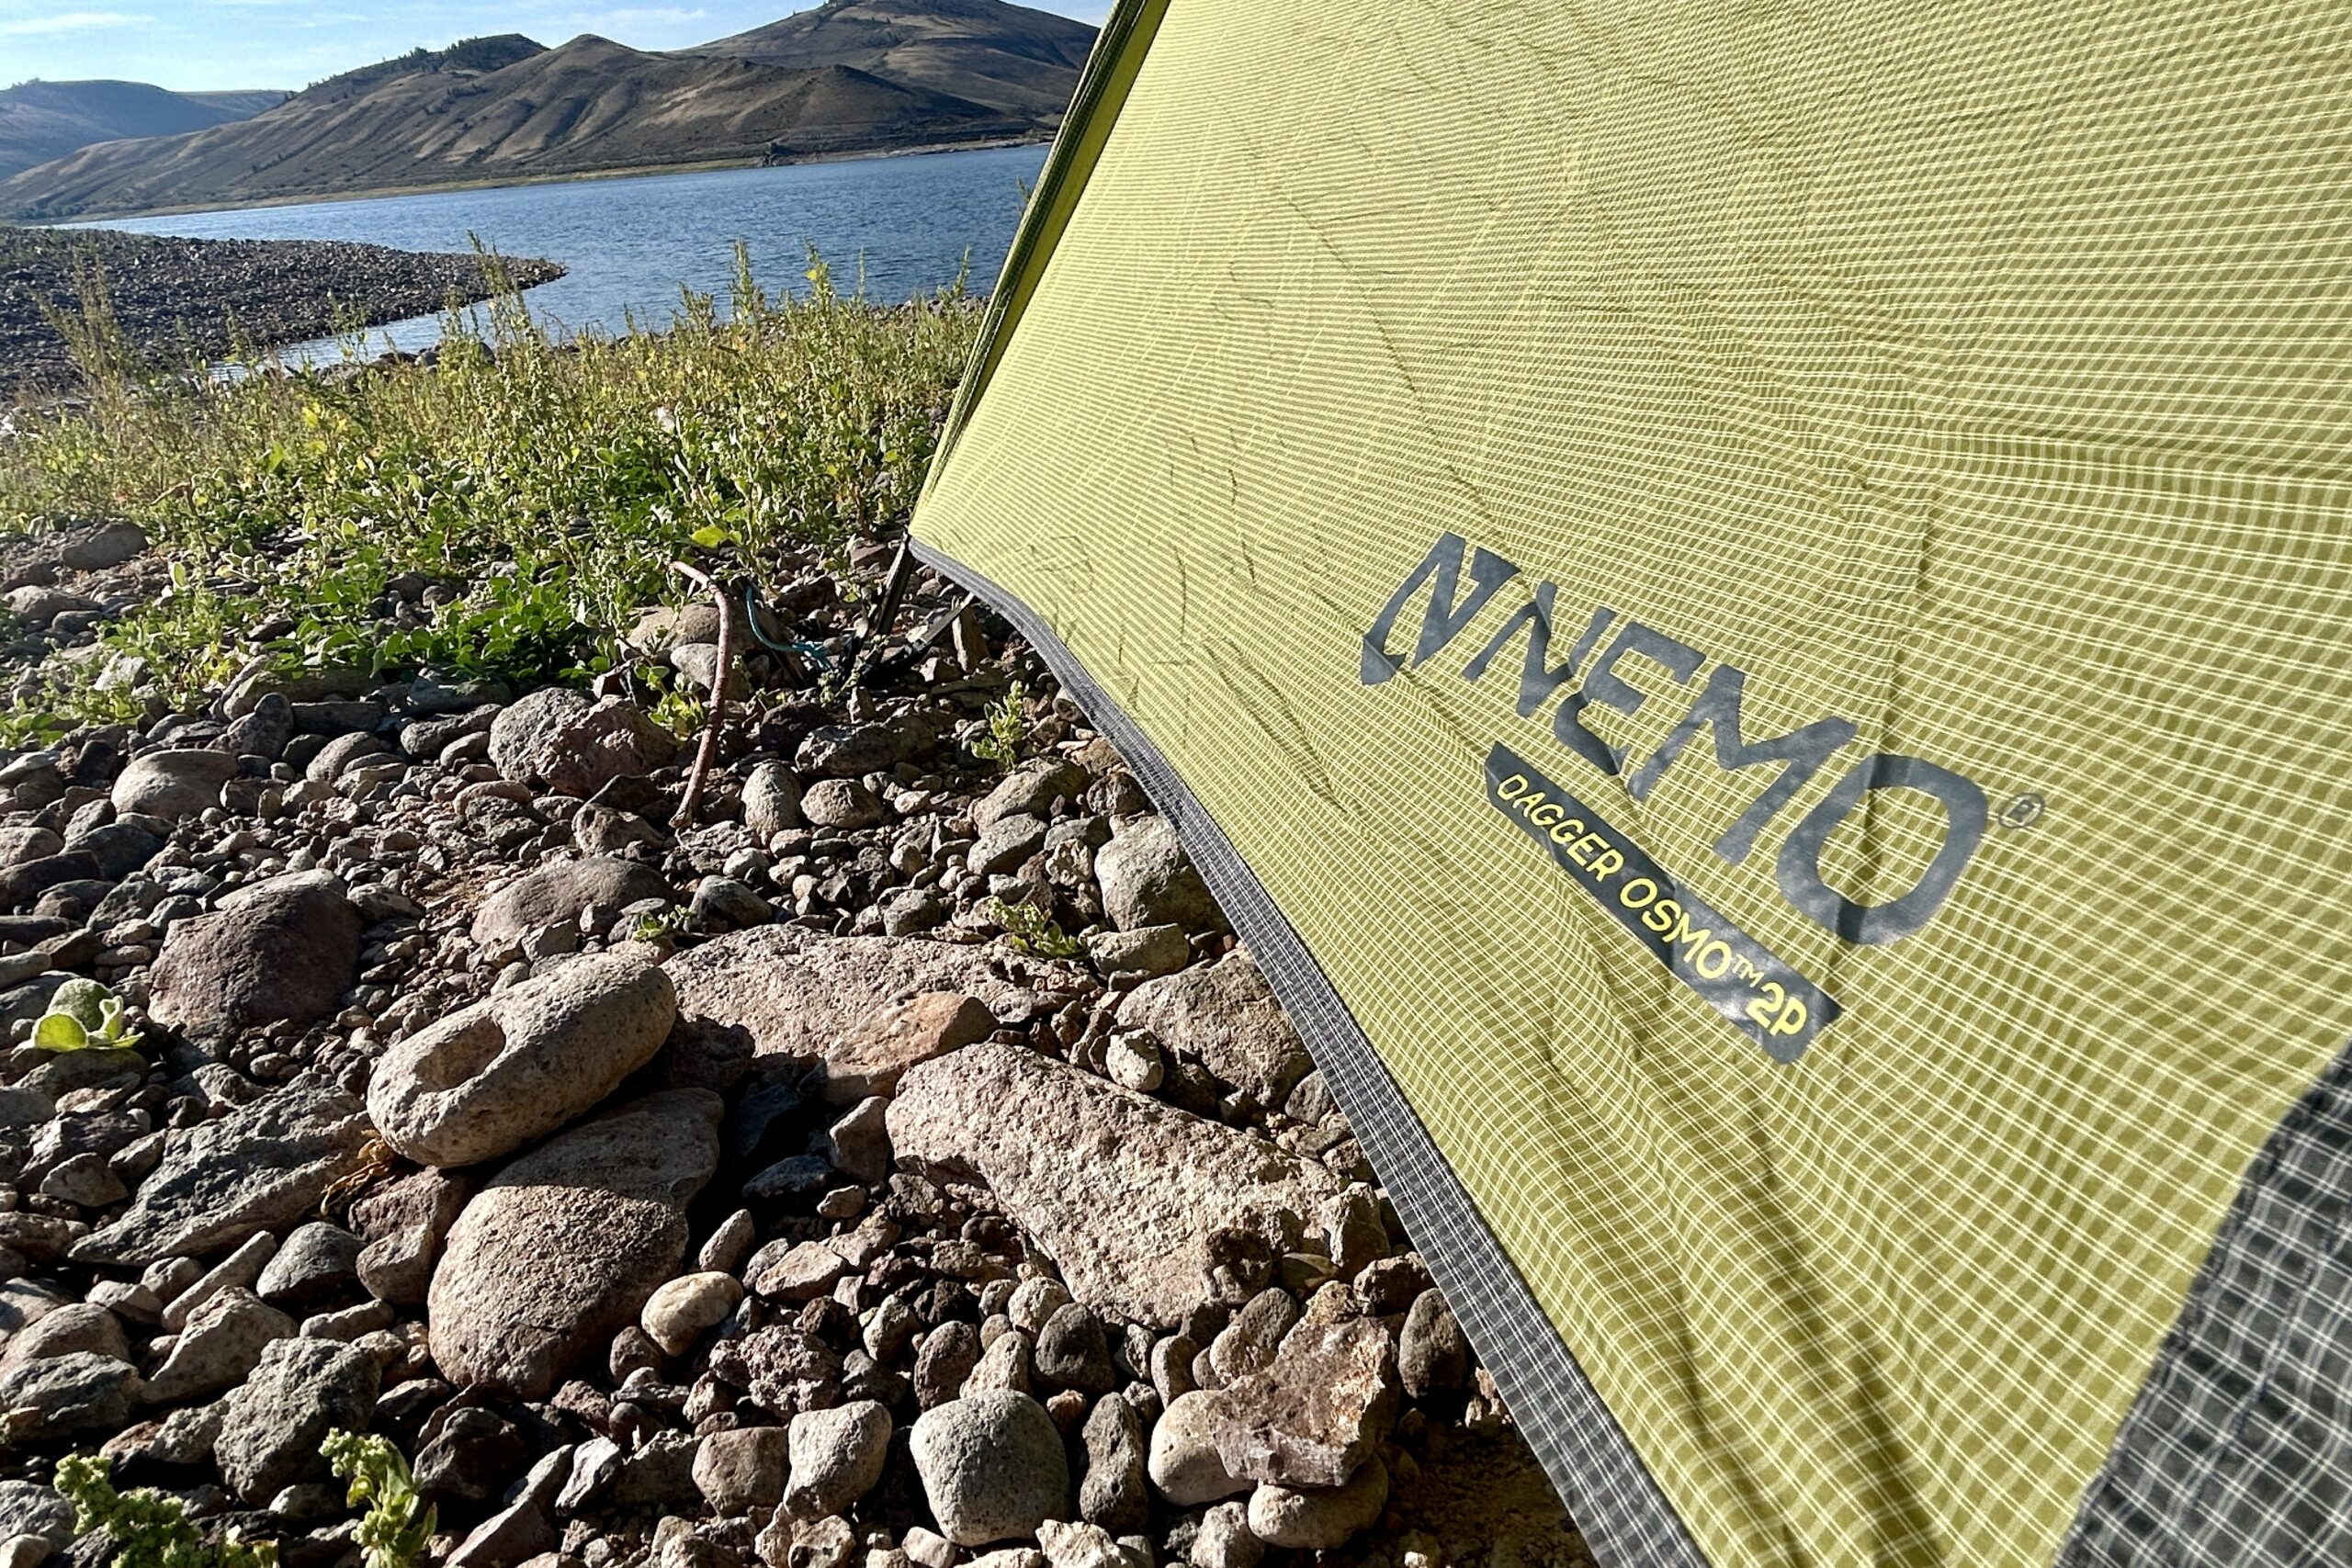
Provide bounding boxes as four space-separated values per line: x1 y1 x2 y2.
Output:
32 1013 88 1052
688 525 728 550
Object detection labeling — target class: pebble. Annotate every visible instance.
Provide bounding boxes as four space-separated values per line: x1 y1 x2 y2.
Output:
690 1425 788 1514
640 1272 744 1358
909 1391 1070 1548
1245 1454 1390 1549
1146 1391 1250 1506
784 1399 891 1517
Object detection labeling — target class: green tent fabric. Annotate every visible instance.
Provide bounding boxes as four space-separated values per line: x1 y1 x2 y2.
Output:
908 3 2352 1563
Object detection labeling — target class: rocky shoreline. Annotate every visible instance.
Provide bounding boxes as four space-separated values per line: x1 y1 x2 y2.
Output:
0 228 564 403
0 522 1590 1568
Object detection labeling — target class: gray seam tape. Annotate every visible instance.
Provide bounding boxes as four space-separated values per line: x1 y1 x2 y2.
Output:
910 536 1713 1568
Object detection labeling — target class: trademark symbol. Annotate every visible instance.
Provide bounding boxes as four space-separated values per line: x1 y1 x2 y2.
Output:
1997 793 2046 830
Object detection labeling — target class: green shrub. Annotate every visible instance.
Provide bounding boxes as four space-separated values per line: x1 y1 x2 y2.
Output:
322 1430 433 1568
971 679 1027 771
0 243 979 738
54 1452 277 1568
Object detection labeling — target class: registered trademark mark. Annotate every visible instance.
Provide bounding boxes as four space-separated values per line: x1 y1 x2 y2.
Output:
1997 793 2046 830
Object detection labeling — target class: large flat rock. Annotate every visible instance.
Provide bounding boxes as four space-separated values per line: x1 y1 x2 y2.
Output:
888 1044 1345 1328
72 1085 371 1267
665 927 1080 1098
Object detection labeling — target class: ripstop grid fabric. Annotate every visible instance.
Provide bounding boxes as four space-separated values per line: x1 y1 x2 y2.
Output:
912 3 2352 1564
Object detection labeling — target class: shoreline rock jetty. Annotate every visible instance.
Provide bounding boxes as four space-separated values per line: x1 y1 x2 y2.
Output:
0 517 1589 1567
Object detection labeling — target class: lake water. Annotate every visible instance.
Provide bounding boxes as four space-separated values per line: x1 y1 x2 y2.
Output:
88 142 1051 359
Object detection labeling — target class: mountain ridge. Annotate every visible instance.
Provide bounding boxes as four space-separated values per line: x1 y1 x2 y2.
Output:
0 79 285 180
0 1 1092 221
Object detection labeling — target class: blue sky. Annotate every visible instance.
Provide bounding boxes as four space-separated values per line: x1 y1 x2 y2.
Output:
0 0 1111 94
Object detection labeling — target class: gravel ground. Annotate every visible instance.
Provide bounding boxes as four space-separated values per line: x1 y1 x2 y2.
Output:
0 227 564 403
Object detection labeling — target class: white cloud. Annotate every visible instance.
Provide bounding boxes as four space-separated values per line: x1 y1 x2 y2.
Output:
0 9 141 33
588 6 708 22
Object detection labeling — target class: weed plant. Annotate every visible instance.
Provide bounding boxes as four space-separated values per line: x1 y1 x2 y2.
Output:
0 244 979 741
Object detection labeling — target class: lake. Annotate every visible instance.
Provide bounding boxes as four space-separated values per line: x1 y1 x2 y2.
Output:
88 142 1052 358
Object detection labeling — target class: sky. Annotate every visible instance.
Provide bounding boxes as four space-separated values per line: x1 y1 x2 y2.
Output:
0 0 1110 94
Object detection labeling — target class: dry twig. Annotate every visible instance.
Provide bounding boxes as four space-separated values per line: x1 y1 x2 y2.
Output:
669 559 739 829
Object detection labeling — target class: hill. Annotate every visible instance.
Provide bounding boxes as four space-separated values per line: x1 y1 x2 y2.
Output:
698 0 1097 123
0 79 284 179
0 34 1028 221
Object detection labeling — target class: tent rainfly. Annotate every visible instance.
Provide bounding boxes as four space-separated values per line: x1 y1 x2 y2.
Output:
910 3 2352 1564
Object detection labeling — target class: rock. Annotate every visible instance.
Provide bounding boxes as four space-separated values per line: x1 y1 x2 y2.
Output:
110 750 235 821
1078 1393 1148 1532
795 716 934 778
255 1223 362 1311
1102 1035 1164 1093
914 1322 980 1410
65 821 162 881
0 828 60 870
909 1391 1069 1548
1086 926 1189 981
973 759 1089 832
148 872 364 1034
218 694 296 761
1035 1304 1114 1398
1207 1290 1296 1385
1318 1191 1385 1277
1118 953 1308 1110
0 1350 139 1435
0 1482 74 1552
471 857 673 951
573 804 663 857
1147 1391 1250 1506
820 1097 891 1185
427 1089 721 1398
0 1303 126 1376
628 604 721 653
60 523 148 570
447 1501 559 1568
416 1401 526 1504
742 1240 846 1303
964 1328 1031 1397
352 1168 472 1307
74 1086 370 1267
669 642 743 699
611 1429 701 1506
741 763 803 840
1207 1317 1396 1489
1035 1521 1135 1568
1005 1280 1072 1337
785 1400 891 1517
305 731 390 784
799 779 885 830
492 691 677 796
1093 817 1222 933
1244 1456 1388 1550
666 928 1069 1103
557 1436 625 1513
214 1337 377 1504
690 877 771 933
1397 1290 1468 1399
1191 1501 1261 1568
888 1045 1343 1327
368 952 677 1168
641 1272 743 1358
969 814 1047 876
1353 1254 1430 1316
691 1425 788 1514
142 1287 295 1404
159 1234 277 1334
